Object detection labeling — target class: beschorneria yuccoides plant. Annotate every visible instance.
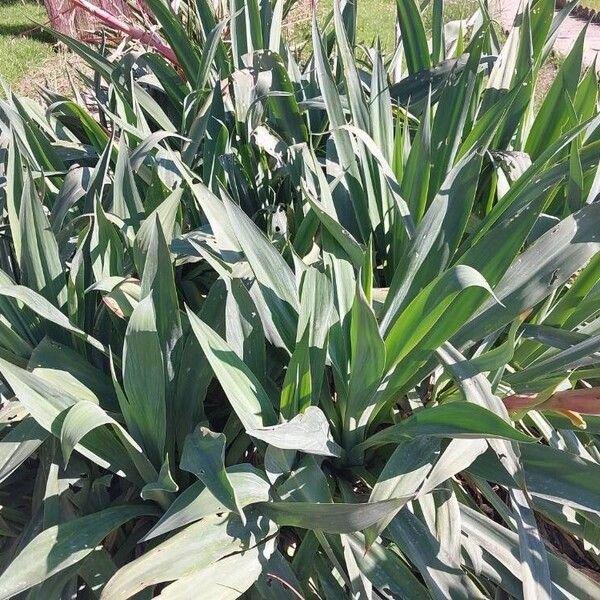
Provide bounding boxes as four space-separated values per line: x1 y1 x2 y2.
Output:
0 1 599 599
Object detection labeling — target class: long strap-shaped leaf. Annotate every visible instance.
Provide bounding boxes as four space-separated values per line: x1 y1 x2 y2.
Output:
101 513 276 600
0 505 157 600
143 0 203 85
395 0 431 75
359 402 533 450
186 306 277 431
257 498 412 534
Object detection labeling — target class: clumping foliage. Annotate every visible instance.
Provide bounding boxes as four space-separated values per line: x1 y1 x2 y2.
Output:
0 0 600 598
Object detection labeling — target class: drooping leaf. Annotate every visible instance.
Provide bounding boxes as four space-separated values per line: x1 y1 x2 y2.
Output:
248 407 343 457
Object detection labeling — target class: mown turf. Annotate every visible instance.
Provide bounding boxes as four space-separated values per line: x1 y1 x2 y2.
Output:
0 0 54 89
291 0 479 53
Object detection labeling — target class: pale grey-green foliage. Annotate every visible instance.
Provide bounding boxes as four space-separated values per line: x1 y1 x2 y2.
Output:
0 0 599 598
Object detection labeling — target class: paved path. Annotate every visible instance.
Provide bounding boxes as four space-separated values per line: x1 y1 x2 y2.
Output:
492 0 600 72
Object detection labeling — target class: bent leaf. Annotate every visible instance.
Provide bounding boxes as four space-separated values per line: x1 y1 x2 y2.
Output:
360 403 534 449
181 426 244 519
257 498 412 534
248 407 343 457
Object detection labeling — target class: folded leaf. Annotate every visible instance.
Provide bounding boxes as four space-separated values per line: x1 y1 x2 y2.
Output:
248 407 343 457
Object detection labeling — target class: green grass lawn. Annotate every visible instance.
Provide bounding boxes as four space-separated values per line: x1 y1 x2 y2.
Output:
292 0 478 53
355 0 478 50
0 0 54 89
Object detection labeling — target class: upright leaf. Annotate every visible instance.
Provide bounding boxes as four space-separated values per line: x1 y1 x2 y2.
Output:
122 296 166 466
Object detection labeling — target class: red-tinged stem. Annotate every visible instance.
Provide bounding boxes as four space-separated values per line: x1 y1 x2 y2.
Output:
71 0 179 66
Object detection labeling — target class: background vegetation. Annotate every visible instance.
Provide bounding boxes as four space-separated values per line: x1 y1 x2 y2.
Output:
0 1 54 88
